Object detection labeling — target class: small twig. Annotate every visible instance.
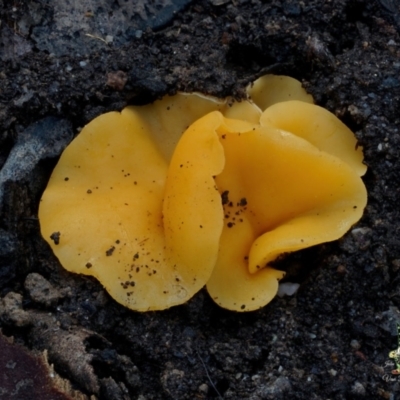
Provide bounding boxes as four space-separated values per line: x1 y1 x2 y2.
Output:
85 33 108 44
196 347 222 399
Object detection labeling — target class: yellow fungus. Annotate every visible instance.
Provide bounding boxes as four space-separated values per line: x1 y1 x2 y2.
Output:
260 100 366 176
39 108 224 311
39 75 367 312
205 111 366 311
247 74 314 110
127 91 260 162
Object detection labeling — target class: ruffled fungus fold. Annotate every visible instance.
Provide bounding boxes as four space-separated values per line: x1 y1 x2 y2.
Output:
260 101 366 176
206 112 366 310
162 111 225 293
39 74 367 312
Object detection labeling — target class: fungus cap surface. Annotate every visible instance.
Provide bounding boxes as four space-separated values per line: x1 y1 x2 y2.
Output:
39 108 224 311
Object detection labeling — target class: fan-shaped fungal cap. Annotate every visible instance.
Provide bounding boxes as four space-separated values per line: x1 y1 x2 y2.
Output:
39 108 225 311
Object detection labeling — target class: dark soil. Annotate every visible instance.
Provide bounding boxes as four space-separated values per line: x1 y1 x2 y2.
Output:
1 0 400 399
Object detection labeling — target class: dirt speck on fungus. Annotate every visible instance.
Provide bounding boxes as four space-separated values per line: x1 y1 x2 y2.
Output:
1 0 400 399
50 232 61 245
105 246 115 257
